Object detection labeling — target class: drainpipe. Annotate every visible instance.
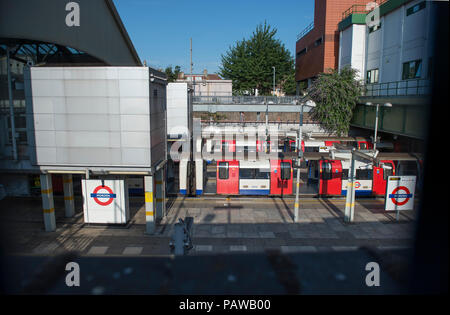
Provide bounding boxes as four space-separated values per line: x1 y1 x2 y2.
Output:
6 46 18 161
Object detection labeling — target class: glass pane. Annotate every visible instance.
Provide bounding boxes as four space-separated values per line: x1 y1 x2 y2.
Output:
218 162 228 179
239 168 255 179
281 162 291 180
256 169 270 179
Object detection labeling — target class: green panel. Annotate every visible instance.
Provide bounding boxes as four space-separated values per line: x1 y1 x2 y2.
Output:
380 0 412 16
352 14 367 24
351 103 426 139
351 105 366 126
364 106 376 129
404 106 426 138
338 13 367 31
339 0 414 31
379 106 404 133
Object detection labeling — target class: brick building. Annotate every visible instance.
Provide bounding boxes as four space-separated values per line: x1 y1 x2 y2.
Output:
295 0 371 90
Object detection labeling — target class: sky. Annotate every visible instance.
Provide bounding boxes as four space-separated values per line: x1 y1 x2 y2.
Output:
114 0 314 75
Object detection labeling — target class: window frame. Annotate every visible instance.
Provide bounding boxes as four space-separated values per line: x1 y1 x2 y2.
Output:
402 59 422 80
406 1 426 16
366 68 379 84
280 162 291 180
321 162 332 180
218 162 229 180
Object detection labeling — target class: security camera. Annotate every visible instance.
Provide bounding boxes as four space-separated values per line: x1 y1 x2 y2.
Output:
26 60 34 67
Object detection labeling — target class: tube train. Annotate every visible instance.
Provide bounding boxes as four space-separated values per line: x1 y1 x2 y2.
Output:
216 159 293 195
307 159 395 196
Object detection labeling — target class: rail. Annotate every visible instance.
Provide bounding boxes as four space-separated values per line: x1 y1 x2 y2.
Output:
363 79 431 97
296 21 314 41
193 95 304 105
341 0 388 20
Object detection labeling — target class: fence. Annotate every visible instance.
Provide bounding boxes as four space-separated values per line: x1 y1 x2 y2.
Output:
364 79 431 97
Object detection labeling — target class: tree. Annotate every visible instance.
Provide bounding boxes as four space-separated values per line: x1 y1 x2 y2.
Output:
307 67 363 136
281 68 297 95
165 65 182 83
219 22 294 95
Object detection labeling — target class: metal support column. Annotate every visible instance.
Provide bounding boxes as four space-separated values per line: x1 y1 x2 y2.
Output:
6 46 18 161
344 150 356 222
63 174 75 218
40 174 56 231
144 175 156 234
155 169 165 220
294 103 303 222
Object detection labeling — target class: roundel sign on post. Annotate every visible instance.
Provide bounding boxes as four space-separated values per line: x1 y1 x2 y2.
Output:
385 176 416 211
82 179 129 224
90 185 116 206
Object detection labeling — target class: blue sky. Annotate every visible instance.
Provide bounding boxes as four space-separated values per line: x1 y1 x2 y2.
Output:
114 0 314 74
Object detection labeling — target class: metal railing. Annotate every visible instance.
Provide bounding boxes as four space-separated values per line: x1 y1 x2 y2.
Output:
296 21 314 41
193 95 304 105
341 0 388 20
363 79 431 97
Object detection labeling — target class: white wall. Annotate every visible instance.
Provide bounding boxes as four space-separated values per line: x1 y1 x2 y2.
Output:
26 67 166 168
364 0 433 83
167 82 189 137
339 24 366 81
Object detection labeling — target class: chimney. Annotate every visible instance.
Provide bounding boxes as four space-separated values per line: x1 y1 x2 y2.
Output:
203 69 208 78
179 72 184 79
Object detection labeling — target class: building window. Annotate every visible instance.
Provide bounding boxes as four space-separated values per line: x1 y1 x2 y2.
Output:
366 69 379 84
368 23 381 33
314 37 323 47
256 112 260 121
402 59 422 80
407 1 426 16
297 48 307 58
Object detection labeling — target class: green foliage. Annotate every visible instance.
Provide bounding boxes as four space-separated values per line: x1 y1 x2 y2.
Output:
200 112 227 121
307 67 363 136
165 65 182 83
219 22 294 95
281 68 297 96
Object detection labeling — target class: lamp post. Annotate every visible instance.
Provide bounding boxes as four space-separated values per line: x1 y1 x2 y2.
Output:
294 98 316 222
365 102 392 152
272 66 276 96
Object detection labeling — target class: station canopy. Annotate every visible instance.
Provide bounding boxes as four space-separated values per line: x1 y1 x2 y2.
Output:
0 0 141 66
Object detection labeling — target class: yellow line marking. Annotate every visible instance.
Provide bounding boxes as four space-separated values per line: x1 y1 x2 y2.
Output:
64 196 74 201
145 192 153 203
145 211 154 216
41 189 53 194
43 208 55 213
156 198 164 202
294 203 299 208
63 179 73 183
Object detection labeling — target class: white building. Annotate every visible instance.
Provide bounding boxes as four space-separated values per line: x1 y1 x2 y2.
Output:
337 0 439 144
339 0 434 88
176 69 232 97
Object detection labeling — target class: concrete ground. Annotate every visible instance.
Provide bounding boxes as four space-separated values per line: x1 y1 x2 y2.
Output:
0 195 417 257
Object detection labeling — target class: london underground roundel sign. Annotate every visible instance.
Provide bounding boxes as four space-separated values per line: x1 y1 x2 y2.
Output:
385 176 416 211
90 185 116 206
389 186 412 206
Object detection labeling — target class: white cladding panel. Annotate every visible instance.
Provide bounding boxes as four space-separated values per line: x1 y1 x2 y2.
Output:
27 67 166 169
363 0 433 83
339 27 353 69
167 83 189 137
